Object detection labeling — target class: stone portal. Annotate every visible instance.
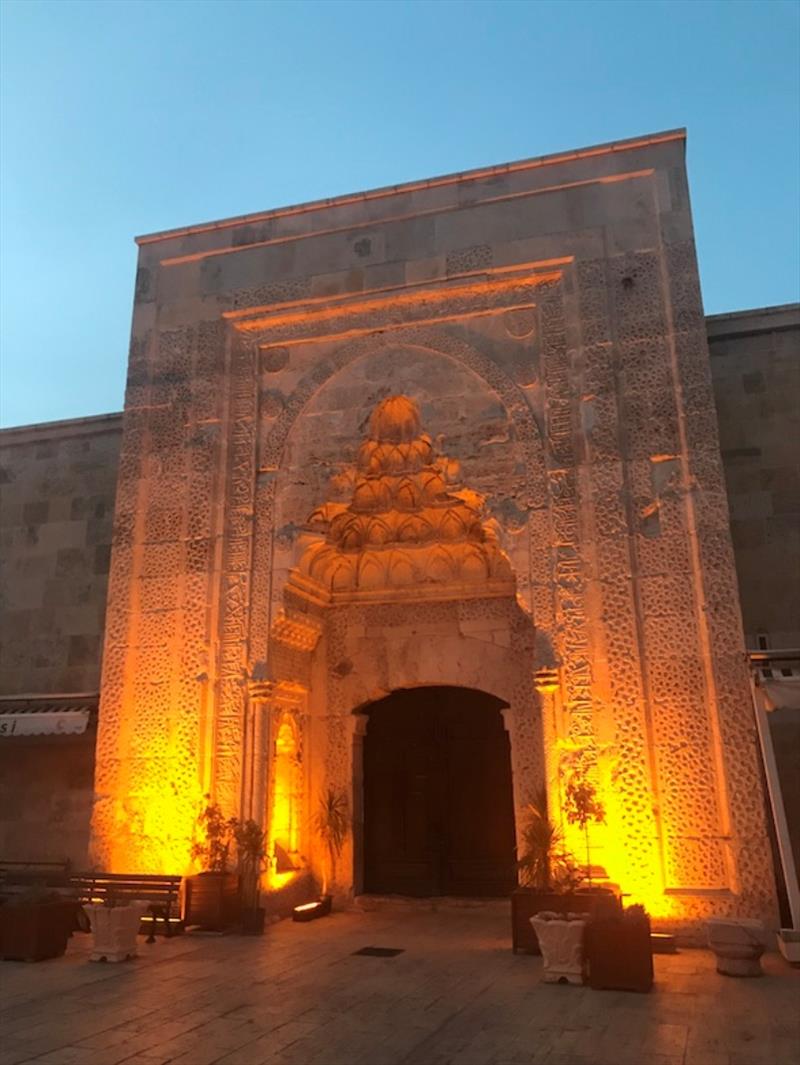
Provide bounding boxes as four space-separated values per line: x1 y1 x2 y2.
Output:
90 131 778 935
249 395 540 900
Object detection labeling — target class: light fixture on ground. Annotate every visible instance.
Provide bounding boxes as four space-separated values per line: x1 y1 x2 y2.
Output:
292 897 332 922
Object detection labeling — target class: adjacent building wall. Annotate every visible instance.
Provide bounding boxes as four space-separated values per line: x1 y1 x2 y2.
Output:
0 413 122 695
0 733 97 866
0 413 121 865
708 304 800 648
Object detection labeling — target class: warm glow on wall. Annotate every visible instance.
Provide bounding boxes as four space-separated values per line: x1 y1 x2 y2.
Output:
264 715 303 891
93 712 205 875
272 720 301 853
267 868 298 892
552 737 674 919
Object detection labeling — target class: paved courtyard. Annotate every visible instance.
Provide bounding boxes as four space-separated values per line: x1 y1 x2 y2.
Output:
1 908 798 1065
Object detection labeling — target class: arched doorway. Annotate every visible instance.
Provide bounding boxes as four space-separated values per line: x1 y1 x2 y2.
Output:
362 687 517 897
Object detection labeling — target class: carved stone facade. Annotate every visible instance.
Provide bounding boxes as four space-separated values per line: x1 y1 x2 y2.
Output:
88 129 778 932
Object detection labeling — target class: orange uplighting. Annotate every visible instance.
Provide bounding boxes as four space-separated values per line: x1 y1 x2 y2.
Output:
271 721 301 854
267 869 298 891
92 708 206 875
228 272 558 338
552 737 672 918
264 716 303 891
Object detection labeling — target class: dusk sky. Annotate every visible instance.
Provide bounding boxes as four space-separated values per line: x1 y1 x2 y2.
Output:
1 0 798 427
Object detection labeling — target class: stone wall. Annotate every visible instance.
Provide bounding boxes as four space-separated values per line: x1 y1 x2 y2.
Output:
0 414 122 695
0 732 96 866
0 414 119 866
708 304 800 648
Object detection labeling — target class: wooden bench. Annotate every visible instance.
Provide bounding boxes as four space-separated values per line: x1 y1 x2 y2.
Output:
0 860 72 893
71 873 184 941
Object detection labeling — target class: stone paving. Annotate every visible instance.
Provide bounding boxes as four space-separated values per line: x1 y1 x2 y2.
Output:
1 908 798 1065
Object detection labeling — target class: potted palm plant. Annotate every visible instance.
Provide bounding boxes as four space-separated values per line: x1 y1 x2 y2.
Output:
234 819 267 935
511 790 620 954
185 801 241 931
512 791 582 954
310 785 349 914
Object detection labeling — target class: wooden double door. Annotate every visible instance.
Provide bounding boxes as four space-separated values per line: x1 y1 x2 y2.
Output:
363 686 517 897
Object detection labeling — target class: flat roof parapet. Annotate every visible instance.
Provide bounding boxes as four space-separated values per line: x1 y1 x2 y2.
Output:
135 128 687 246
0 411 123 444
706 303 800 341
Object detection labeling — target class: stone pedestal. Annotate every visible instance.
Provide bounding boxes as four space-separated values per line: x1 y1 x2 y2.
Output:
706 916 766 976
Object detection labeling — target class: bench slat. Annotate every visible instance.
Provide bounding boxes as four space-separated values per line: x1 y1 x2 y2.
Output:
68 872 185 939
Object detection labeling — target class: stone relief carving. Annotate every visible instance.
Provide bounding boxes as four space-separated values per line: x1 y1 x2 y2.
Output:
292 395 515 602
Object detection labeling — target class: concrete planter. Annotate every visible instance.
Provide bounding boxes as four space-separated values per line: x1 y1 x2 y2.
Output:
529 911 588 985
511 887 620 954
86 902 148 962
706 917 766 977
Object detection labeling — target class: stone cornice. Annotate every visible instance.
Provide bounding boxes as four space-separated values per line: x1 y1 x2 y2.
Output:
225 264 561 348
136 129 684 247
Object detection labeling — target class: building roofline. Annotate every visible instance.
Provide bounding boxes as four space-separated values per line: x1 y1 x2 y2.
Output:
706 302 800 339
135 128 686 246
0 410 122 443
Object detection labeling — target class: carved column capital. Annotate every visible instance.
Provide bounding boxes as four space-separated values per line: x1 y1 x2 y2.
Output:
534 667 561 695
350 712 370 738
248 678 308 707
248 680 277 703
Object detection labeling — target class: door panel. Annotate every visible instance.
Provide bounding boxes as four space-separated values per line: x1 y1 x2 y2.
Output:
363 687 516 897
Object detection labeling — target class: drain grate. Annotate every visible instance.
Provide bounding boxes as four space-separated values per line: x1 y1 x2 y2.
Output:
352 946 405 957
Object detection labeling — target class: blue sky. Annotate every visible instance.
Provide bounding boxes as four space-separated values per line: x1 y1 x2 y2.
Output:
1 0 798 427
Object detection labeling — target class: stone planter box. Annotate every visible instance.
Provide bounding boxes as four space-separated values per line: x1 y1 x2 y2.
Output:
706 917 766 977
86 902 148 962
530 911 588 985
0 900 77 962
585 913 654 992
184 873 240 931
511 887 620 954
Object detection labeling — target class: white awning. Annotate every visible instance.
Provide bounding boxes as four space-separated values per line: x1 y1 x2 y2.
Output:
0 693 97 737
761 677 800 712
749 653 800 712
